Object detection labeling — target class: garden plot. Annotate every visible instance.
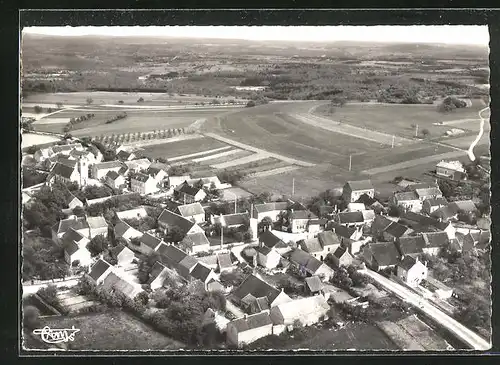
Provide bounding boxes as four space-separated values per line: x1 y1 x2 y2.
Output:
246 165 301 179
56 290 97 313
191 148 244 163
196 149 254 166
210 152 270 169
140 137 229 160
168 146 232 162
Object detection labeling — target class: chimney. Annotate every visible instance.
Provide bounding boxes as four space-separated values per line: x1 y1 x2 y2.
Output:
243 314 247 320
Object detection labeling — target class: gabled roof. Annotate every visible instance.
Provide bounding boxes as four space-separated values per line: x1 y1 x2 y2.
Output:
222 212 250 227
255 245 273 256
158 209 196 235
345 180 373 191
288 248 323 273
317 231 341 248
178 254 199 272
299 238 324 254
290 210 317 220
64 239 81 256
371 215 394 234
305 276 324 292
102 271 141 299
131 172 153 183
93 160 124 170
50 162 76 179
51 143 82 154
333 246 350 259
274 295 330 321
436 160 465 172
431 205 458 220
111 243 133 258
394 191 419 201
423 197 448 207
398 255 418 271
448 200 477 213
384 221 410 238
366 242 401 267
232 274 283 304
106 170 122 181
338 211 364 224
400 211 439 227
176 182 202 196
361 210 376 222
199 254 218 267
124 158 152 171
86 216 108 230
117 150 131 160
253 202 289 214
355 193 377 206
415 187 443 198
61 228 86 248
190 262 213 282
406 182 439 191
177 202 205 217
422 231 449 248
116 207 149 220
259 230 287 249
183 232 210 247
217 253 232 270
114 220 133 238
140 232 162 249
88 259 111 281
147 261 167 284
333 224 357 239
53 216 89 235
229 311 273 333
157 244 187 266
397 235 426 255
146 166 167 178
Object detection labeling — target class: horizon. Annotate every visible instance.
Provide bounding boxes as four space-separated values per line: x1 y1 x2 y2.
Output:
22 25 489 46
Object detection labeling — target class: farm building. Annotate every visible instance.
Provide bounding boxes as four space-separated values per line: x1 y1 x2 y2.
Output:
226 311 274 348
124 158 152 173
304 276 325 296
415 187 444 202
422 197 448 215
286 248 334 280
101 271 143 300
211 212 250 229
91 161 125 180
168 175 192 189
86 216 109 239
362 242 401 271
252 201 290 222
52 216 90 244
116 207 149 220
175 182 207 204
396 235 427 257
270 295 330 327
288 209 318 233
391 191 422 213
436 160 466 180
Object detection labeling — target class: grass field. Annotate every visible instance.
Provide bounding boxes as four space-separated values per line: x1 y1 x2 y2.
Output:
21 133 61 148
139 137 229 160
26 310 184 350
314 102 487 139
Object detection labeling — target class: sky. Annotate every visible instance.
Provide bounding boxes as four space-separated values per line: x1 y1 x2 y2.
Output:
23 25 489 46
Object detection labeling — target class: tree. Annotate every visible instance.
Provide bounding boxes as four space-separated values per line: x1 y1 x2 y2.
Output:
86 97 94 105
86 235 109 257
166 226 185 243
137 97 144 103
23 305 41 330
33 105 43 114
246 100 256 108
438 180 455 199
421 128 431 138
137 251 161 284
331 95 347 107
56 102 64 109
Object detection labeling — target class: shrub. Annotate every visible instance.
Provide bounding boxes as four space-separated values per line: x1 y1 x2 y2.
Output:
23 305 41 330
246 100 256 108
37 285 59 308
118 100 124 104
137 97 144 103
33 105 43 113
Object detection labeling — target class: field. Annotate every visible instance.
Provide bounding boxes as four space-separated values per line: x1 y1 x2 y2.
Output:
21 133 61 148
25 310 184 350
139 136 229 160
314 101 489 140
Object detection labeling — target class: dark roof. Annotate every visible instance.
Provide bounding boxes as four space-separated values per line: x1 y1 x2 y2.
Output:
229 312 273 332
397 235 426 255
217 253 232 269
424 197 448 207
394 191 419 201
183 232 210 247
64 240 80 256
255 297 269 311
146 166 166 177
147 261 167 284
371 215 394 235
232 274 281 304
366 242 401 267
305 276 324 292
384 221 410 238
158 209 195 235
333 246 349 259
53 217 89 234
398 255 417 271
318 231 341 247
333 224 357 239
289 210 316 220
400 211 439 227
338 211 364 224
178 255 199 272
319 205 336 216
51 162 76 179
289 248 323 273
131 172 152 183
157 244 187 265
431 205 457 220
255 245 273 256
94 161 124 170
111 243 130 257
345 180 373 191
259 230 287 249
177 203 205 217
223 213 250 227
106 170 121 181
422 232 449 248
117 150 131 160
299 238 323 254
176 182 202 196
88 259 111 281
448 200 477 213
356 193 377 206
190 263 213 282
114 220 132 238
253 202 289 214
60 228 86 248
207 280 225 292
140 232 162 249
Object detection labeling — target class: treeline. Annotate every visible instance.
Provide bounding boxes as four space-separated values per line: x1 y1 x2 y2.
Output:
105 112 128 124
63 113 95 133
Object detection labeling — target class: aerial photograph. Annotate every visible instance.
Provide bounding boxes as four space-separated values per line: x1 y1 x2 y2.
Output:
20 25 491 352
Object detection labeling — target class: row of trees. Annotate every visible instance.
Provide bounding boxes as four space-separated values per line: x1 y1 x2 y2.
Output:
93 127 190 146
63 113 95 133
105 112 128 124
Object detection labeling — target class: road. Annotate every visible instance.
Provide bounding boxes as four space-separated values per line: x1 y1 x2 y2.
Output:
468 106 490 161
360 268 490 350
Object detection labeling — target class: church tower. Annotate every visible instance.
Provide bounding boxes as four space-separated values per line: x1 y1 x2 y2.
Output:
78 158 89 186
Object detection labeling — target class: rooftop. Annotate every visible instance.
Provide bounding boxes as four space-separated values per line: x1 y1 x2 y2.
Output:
259 230 287 249
345 180 374 191
88 259 111 281
229 311 273 333
158 209 196 235
177 202 205 217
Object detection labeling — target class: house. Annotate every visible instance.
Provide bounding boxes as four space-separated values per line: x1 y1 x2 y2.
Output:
69 149 97 164
156 243 196 280
287 248 334 280
86 216 108 239
462 230 491 253
423 276 454 300
307 219 326 235
434 220 456 240
133 232 163 255
186 176 222 189
178 254 200 280
317 231 342 255
212 212 250 229
88 259 113 285
181 232 211 254
113 220 143 242
396 235 427 257
203 308 230 334
270 295 330 327
304 276 325 296
415 187 443 202
333 224 364 254
105 171 127 190
130 172 159 195
382 221 412 242
61 228 91 267
422 231 449 256
288 209 317 233
362 242 401 271
298 234 337 261
371 215 397 239
198 254 219 270
146 166 168 183
391 191 422 213
190 262 218 290
226 311 274 348
117 149 137 162
34 147 52 162
436 160 466 180
116 207 149 221
177 202 206 224
337 211 365 228
449 200 478 215
101 271 143 300
252 202 290 222
168 175 191 189
91 161 125 180
398 211 440 230
175 182 206 203
343 180 375 203
110 244 135 267
64 193 84 211
422 197 448 215
207 279 226 293
157 209 204 237
232 274 292 309
356 193 384 212
431 205 458 222
331 247 354 268
50 143 84 156
347 203 366 212
396 256 428 287
258 230 291 255
46 161 87 187
217 252 233 272
254 246 282 269
52 216 90 243
124 158 152 174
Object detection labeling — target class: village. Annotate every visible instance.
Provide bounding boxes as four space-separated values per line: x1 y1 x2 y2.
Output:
20 131 491 350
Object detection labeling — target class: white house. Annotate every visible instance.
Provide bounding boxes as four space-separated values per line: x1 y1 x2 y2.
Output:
130 172 159 195
62 228 92 267
105 171 127 190
190 262 218 290
391 191 422 213
147 261 170 291
116 207 149 221
252 202 290 222
146 166 168 183
168 175 191 189
269 295 330 327
111 244 135 267
86 216 108 239
226 311 274 348
175 182 207 204
181 232 211 254
177 202 206 224
436 160 466 180
396 256 428 287
288 210 317 233
342 180 375 203
91 161 125 180
88 259 113 285
422 197 448 215
113 220 144 242
254 246 282 269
